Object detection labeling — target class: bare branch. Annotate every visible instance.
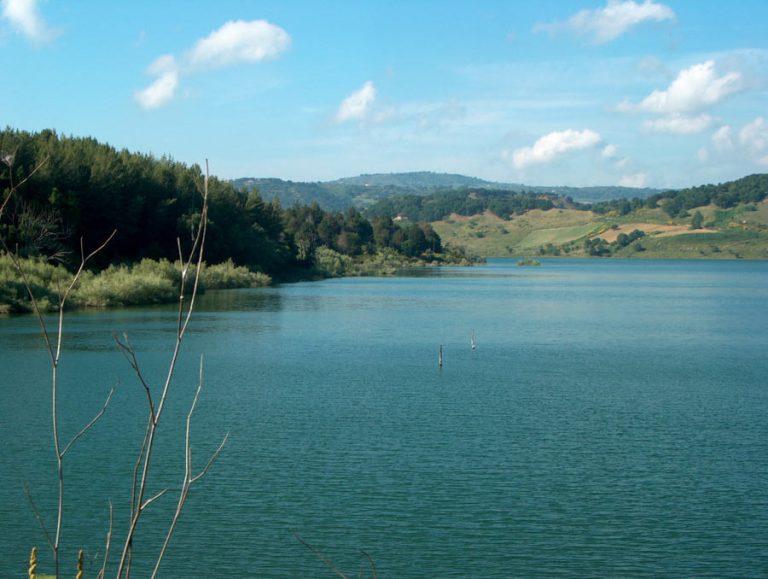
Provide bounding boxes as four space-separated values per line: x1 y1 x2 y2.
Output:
23 481 54 552
141 488 168 511
190 432 229 484
0 154 49 218
291 530 350 579
60 387 115 458
96 501 113 579
114 334 155 421
130 414 152 520
117 161 211 578
58 229 117 314
360 550 378 579
151 354 228 578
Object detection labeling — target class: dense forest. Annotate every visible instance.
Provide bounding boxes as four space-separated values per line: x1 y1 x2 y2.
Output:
0 128 454 285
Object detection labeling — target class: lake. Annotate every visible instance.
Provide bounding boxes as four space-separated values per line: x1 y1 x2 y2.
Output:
1 258 767 577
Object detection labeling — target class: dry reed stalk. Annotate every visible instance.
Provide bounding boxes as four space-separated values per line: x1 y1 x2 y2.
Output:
28 546 36 579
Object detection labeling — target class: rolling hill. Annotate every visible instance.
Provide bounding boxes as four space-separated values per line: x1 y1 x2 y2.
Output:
231 172 662 210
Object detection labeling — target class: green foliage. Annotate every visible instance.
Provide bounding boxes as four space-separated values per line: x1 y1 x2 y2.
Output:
0 255 273 311
691 210 704 230
75 261 178 307
0 128 292 274
365 188 559 222
0 252 68 312
1 128 454 286
200 259 271 289
517 258 541 266
313 246 354 277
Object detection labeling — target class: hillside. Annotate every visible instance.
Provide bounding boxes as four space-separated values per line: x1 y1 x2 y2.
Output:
428 174 768 259
232 172 661 210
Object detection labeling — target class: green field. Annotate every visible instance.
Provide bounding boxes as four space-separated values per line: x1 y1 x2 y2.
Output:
431 200 768 259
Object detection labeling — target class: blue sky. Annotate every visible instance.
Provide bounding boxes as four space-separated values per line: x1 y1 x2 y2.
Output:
2 1 767 188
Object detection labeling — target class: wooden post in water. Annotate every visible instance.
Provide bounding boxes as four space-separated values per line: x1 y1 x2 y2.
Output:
438 344 443 368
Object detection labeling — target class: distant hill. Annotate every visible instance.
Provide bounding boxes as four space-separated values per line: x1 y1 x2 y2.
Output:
335 171 495 189
426 173 768 260
232 172 662 210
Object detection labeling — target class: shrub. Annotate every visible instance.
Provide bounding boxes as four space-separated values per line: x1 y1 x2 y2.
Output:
200 259 271 289
75 262 178 307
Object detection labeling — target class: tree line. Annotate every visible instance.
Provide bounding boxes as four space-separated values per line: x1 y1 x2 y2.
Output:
0 128 447 278
586 173 768 217
365 188 562 222
365 175 768 222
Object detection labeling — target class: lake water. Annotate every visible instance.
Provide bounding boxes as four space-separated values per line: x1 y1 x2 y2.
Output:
1 258 767 577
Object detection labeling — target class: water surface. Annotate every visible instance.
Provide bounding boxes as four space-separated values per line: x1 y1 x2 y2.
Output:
1 258 767 577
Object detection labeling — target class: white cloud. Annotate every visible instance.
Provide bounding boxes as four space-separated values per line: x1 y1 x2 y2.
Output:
187 20 291 69
620 173 648 187
136 19 290 109
335 81 376 123
698 118 768 168
739 117 768 154
711 125 734 150
135 55 179 110
536 0 675 45
601 144 618 158
619 60 742 114
1 0 57 43
509 129 602 169
644 113 715 134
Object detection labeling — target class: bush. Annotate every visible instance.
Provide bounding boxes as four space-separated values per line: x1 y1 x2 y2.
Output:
75 262 179 307
0 253 71 312
200 259 271 289
314 246 354 277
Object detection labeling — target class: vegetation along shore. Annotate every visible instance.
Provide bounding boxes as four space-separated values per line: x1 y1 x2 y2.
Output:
2 128 767 313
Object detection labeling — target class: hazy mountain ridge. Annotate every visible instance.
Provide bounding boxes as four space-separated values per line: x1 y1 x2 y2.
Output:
232 172 663 210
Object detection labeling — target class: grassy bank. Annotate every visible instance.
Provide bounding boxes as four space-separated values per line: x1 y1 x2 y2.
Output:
0 255 271 313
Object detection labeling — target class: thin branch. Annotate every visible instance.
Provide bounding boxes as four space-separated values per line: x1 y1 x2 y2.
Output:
23 481 54 552
96 501 113 579
0 154 49 218
117 160 210 578
360 550 378 579
60 387 114 458
291 530 350 579
114 334 155 421
130 414 152 519
190 432 229 484
57 229 117 316
140 488 168 511
151 355 228 578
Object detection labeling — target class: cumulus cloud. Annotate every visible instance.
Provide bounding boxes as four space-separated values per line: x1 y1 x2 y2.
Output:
739 117 768 155
601 144 618 158
619 60 742 114
711 125 734 150
187 19 291 69
699 118 768 167
1 0 57 43
535 0 675 45
509 129 602 169
335 81 376 123
135 19 290 110
135 55 179 110
620 173 648 187
644 113 715 134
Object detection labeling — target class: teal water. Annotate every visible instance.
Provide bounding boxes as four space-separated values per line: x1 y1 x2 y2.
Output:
1 258 767 577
